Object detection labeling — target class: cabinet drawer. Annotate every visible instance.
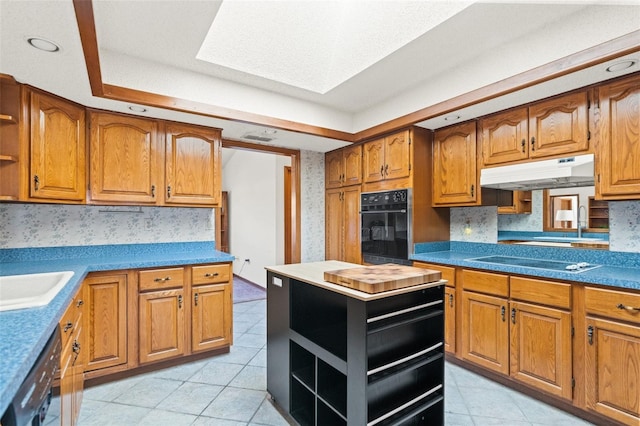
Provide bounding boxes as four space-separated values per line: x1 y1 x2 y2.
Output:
192 264 230 285
510 277 570 309
413 262 455 287
462 270 508 297
139 267 184 291
585 286 640 324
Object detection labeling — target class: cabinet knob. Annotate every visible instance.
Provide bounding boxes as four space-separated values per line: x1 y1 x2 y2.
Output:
153 276 172 282
34 175 40 191
521 139 526 153
501 306 506 322
617 303 640 312
530 136 536 151
63 321 73 332
511 307 517 324
587 325 594 345
76 299 84 307
204 272 219 278
178 295 183 309
151 185 156 198
194 293 199 306
167 185 172 198
470 185 475 197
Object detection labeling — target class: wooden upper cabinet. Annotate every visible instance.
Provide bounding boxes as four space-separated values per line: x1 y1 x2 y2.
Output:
481 107 529 165
363 130 410 184
89 112 161 204
29 90 86 202
363 138 385 183
481 91 589 166
164 122 221 206
595 74 640 200
433 121 479 206
325 144 362 188
529 91 589 159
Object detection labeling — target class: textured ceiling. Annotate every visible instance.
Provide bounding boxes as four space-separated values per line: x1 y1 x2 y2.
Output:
1 1 639 153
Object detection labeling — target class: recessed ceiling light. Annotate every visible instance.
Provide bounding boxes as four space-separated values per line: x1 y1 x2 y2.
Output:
444 115 460 122
606 59 637 73
128 105 147 113
27 37 60 53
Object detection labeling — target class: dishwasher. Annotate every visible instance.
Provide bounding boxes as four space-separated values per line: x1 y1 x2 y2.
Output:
1 328 61 426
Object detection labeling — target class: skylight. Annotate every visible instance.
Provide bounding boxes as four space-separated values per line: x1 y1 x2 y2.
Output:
197 0 473 94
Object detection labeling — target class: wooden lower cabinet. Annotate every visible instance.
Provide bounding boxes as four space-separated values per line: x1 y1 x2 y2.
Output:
139 288 186 363
584 286 640 425
509 301 572 400
58 287 85 426
191 283 232 352
461 290 509 374
84 273 128 372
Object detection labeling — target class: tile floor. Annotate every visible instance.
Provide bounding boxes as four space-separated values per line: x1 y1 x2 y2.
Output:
44 298 595 425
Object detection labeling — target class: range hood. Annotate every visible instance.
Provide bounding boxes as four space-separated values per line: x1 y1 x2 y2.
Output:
480 154 594 190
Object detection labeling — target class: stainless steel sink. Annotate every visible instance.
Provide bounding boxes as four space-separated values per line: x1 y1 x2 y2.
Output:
465 256 601 273
0 271 74 311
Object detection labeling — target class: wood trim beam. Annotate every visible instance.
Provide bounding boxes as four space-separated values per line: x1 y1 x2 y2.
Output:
73 0 104 96
222 138 299 157
355 31 640 141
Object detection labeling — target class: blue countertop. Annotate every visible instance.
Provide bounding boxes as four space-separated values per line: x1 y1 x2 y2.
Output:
411 241 640 290
0 242 234 416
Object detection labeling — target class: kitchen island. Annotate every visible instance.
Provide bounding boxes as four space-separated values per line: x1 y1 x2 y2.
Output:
265 261 446 425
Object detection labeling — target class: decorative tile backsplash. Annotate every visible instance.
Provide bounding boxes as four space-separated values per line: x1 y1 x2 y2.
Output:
450 206 498 243
609 201 640 253
0 204 214 249
300 150 325 262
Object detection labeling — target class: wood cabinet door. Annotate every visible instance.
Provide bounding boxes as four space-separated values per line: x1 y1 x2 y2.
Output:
325 150 343 188
480 107 528 166
342 185 361 264
325 188 343 261
165 122 220 206
528 91 589 159
384 130 411 181
192 283 232 352
433 122 478 206
509 301 572 400
585 317 640 425
363 139 385 183
596 74 640 199
139 289 185 363
29 91 85 201
444 286 456 354
89 112 161 204
342 145 362 186
84 273 128 371
461 291 509 374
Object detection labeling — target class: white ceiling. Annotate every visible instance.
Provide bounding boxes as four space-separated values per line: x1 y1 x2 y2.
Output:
1 1 639 154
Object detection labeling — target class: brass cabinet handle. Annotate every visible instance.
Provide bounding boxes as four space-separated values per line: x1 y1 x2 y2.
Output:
178 295 183 309
34 175 40 191
617 303 640 312
521 139 526 153
531 136 536 151
511 307 517 324
501 306 506 322
153 276 172 282
167 185 172 198
194 293 199 306
587 325 594 345
204 272 219 278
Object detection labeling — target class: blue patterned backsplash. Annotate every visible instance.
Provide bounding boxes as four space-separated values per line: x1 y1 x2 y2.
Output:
452 199 640 253
0 204 214 249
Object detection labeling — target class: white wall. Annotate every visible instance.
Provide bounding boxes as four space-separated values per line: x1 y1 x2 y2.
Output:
223 150 290 286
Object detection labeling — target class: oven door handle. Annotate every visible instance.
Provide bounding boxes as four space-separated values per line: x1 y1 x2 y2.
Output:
360 209 407 214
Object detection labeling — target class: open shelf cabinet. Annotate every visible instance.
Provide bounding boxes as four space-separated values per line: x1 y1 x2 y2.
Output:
267 271 445 425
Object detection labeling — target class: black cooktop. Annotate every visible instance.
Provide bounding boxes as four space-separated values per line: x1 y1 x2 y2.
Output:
466 255 601 273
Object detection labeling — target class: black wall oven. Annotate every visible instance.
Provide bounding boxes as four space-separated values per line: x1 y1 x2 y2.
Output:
360 189 411 265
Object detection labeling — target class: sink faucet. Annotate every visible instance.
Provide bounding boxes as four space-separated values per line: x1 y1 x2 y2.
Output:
577 205 586 238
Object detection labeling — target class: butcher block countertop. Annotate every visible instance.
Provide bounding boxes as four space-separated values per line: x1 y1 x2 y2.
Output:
265 261 446 301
